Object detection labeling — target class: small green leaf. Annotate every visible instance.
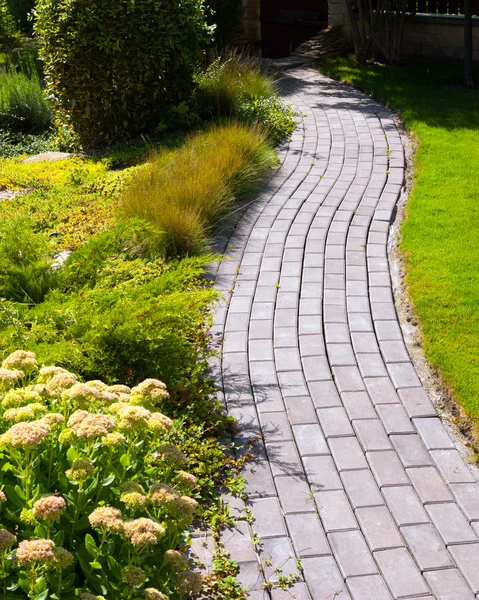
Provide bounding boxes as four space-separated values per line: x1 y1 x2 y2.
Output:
120 454 130 467
89 561 102 570
85 534 98 558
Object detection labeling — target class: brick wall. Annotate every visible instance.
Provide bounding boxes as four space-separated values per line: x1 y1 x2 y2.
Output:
328 2 479 61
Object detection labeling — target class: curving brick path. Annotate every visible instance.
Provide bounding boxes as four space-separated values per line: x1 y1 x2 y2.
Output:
208 67 479 600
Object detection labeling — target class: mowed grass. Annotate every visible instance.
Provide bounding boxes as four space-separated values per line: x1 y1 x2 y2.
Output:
319 57 479 431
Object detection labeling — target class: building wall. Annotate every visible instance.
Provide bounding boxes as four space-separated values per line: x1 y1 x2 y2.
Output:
327 2 479 62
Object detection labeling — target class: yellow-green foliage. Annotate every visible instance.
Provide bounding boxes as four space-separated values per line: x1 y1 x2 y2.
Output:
0 155 136 250
119 122 275 256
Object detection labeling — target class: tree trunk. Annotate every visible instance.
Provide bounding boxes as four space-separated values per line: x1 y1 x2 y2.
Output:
464 0 474 88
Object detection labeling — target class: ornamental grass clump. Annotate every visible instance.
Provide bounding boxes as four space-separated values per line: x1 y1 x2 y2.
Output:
119 122 275 257
0 350 204 599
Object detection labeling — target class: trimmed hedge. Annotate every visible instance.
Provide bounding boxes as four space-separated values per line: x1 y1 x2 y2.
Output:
34 0 209 148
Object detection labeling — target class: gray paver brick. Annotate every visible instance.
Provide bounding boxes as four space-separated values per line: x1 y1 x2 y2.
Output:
341 469 384 508
284 395 317 424
364 377 400 405
374 547 430 598
303 455 343 491
401 523 454 570
356 506 403 551
328 530 378 577
383 485 429 526
376 404 415 434
309 380 341 408
259 412 292 442
390 434 432 467
431 449 477 483
259 537 300 582
286 512 330 558
342 391 378 420
220 521 257 564
424 569 475 600
353 419 392 451
406 466 453 504
248 497 286 538
275 475 316 514
451 483 479 521
317 407 354 438
398 387 437 418
387 362 422 389
266 440 303 476
271 583 312 600
293 423 329 456
347 575 394 600
413 417 455 450
367 450 410 487
449 544 479 593
330 437 369 471
302 556 352 600
426 503 478 545
315 490 358 532
332 366 366 392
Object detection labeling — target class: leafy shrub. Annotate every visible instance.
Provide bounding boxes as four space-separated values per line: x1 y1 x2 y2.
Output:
0 68 52 132
119 122 275 257
0 0 17 51
0 250 218 401
34 0 210 148
0 351 207 599
205 0 244 47
0 128 52 158
236 96 297 144
0 217 58 304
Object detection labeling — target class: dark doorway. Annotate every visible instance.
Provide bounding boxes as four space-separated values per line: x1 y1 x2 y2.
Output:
260 0 328 58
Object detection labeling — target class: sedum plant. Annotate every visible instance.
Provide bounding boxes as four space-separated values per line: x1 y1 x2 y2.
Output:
0 350 203 599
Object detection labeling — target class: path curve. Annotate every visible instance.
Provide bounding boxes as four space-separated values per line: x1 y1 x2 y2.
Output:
210 67 479 600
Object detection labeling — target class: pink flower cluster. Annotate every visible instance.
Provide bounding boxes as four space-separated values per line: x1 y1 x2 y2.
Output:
33 495 66 522
2 420 50 449
88 507 123 533
15 539 55 566
0 529 16 551
68 410 115 440
123 518 165 547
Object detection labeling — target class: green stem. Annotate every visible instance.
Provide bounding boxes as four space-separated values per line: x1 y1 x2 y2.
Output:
57 569 63 598
71 482 84 536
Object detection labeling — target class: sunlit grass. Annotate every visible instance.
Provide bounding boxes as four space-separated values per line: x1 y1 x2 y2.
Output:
319 57 479 432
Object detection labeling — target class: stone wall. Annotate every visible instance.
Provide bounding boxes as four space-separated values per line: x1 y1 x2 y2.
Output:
237 0 262 51
328 1 479 61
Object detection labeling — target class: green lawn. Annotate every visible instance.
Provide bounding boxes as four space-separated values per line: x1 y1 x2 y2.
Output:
319 57 479 434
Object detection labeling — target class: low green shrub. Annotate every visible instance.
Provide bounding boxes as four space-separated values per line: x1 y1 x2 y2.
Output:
34 0 210 148
0 68 52 132
0 128 52 158
236 96 297 144
0 351 210 599
0 250 218 410
119 122 275 257
0 217 58 304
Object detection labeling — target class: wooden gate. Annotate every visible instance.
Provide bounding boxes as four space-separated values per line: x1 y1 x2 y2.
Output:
260 0 329 58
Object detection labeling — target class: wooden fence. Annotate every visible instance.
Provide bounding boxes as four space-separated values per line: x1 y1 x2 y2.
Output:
406 0 479 15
